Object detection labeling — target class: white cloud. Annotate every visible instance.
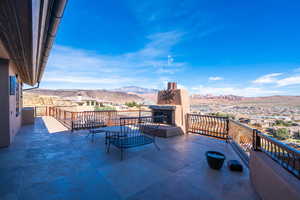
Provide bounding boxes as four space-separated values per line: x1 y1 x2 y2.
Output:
43 76 136 85
252 72 300 87
252 73 283 84
43 31 185 89
209 76 223 81
277 76 300 87
192 85 280 97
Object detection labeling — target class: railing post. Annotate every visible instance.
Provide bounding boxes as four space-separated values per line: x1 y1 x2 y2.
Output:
138 108 141 123
226 117 230 142
108 111 112 126
252 129 256 150
185 113 189 134
71 120 74 132
253 129 261 151
71 112 75 132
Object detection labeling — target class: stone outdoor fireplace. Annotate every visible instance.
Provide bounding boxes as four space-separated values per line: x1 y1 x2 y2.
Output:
148 82 190 137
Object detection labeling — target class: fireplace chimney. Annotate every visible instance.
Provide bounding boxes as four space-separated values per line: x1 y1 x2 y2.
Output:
151 81 190 136
167 82 177 90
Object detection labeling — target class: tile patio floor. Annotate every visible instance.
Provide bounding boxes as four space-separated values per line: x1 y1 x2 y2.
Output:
0 117 259 200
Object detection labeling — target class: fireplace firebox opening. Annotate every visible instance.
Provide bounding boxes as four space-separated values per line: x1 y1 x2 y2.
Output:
153 110 173 125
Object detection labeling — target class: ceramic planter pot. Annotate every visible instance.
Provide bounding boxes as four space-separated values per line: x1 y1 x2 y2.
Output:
206 151 226 170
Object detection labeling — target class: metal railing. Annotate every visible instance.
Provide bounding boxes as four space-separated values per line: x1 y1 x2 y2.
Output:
253 129 300 179
34 106 74 117
187 114 229 139
44 106 152 131
34 106 48 116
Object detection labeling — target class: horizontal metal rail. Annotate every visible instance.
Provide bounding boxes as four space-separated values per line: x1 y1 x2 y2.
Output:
41 106 151 131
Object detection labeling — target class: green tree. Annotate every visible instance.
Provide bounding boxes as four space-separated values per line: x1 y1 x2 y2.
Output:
273 128 290 140
125 101 139 107
274 120 293 127
94 106 115 111
210 112 235 120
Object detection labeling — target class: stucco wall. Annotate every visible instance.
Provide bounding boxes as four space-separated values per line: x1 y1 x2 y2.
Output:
0 58 22 147
228 120 253 154
250 151 300 200
228 120 253 142
157 88 190 133
8 61 22 143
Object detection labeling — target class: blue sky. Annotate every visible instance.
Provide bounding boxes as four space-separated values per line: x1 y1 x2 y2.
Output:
41 0 300 96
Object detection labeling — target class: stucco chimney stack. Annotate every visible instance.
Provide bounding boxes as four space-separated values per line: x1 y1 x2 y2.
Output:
172 82 177 89
167 82 172 90
167 82 177 90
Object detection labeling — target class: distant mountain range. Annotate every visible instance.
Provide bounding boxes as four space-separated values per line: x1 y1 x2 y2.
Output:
23 87 300 106
191 94 244 101
113 86 158 94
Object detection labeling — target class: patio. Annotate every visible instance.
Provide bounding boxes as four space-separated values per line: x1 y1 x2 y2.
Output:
0 117 259 200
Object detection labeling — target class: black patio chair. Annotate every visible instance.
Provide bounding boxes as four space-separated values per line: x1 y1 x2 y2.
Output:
106 116 163 160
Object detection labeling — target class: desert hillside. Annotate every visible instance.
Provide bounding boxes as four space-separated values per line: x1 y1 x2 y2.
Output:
23 89 144 106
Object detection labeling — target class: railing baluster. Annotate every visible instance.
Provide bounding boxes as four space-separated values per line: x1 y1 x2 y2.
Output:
187 114 229 140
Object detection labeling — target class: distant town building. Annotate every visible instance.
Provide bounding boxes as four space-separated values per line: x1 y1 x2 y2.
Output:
64 95 113 107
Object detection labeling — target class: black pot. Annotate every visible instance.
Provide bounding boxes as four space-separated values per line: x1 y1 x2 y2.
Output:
206 151 226 170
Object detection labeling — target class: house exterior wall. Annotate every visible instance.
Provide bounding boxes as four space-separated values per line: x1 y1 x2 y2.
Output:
8 61 22 144
0 58 22 147
228 120 253 144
